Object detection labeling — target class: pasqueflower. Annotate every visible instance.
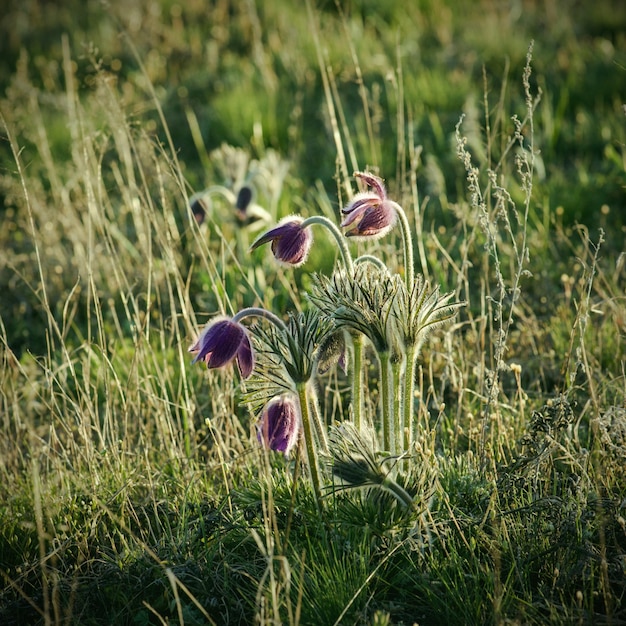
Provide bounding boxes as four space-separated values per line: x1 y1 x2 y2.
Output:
250 216 313 267
189 316 254 379
257 394 300 456
190 197 207 225
341 171 398 239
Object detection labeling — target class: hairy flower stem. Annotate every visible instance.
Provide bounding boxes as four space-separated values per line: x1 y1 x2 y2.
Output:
297 382 323 510
391 359 404 456
354 254 388 271
379 351 392 452
308 385 329 454
300 214 361 428
351 333 365 431
301 215 353 271
381 473 415 509
232 307 289 333
392 202 415 291
198 184 235 203
402 343 419 456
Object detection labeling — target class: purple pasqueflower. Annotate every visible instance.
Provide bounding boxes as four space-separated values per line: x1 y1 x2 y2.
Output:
190 197 207 226
249 216 313 267
257 394 301 456
341 171 398 239
189 316 254 379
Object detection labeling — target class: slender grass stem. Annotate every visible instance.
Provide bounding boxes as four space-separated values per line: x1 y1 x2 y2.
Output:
297 382 323 510
300 215 354 271
181 406 192 459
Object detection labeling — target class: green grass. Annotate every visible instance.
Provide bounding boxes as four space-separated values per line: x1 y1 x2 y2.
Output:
1 0 625 624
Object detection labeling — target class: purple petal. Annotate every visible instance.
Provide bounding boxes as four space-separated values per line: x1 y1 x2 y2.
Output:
341 192 380 218
205 324 245 368
354 171 386 199
258 395 300 456
273 226 313 265
190 327 216 364
190 198 207 225
250 217 304 251
235 185 253 213
351 205 395 236
235 333 255 379
250 223 290 251
191 319 244 367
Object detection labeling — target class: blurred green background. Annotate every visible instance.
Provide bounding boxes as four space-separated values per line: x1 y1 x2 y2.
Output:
2 0 624 226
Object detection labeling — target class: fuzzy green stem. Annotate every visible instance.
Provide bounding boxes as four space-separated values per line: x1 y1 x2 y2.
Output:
301 215 353 271
233 307 289 333
381 474 414 509
297 382 323 510
403 343 418 456
354 254 388 271
391 358 404 457
391 202 415 291
308 385 329 454
351 333 365 431
379 351 392 452
198 185 236 203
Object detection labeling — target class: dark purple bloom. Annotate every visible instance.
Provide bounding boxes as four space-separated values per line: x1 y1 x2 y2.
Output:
235 185 254 220
341 171 397 239
190 197 207 225
189 317 254 378
257 395 300 456
249 216 313 267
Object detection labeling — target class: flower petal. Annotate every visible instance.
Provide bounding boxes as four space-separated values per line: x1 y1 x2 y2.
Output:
249 224 284 251
258 395 300 456
235 333 255 379
251 217 312 266
341 192 380 219
354 171 386 199
206 324 245 368
235 185 253 212
191 319 244 367
273 226 312 266
347 205 395 237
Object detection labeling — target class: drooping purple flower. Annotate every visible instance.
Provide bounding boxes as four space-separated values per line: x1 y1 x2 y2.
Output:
190 197 207 226
189 316 255 378
257 394 301 456
234 185 254 221
249 216 313 267
341 171 397 239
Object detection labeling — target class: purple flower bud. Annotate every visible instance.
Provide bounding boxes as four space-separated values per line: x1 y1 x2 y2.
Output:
249 216 313 267
257 395 300 456
189 316 255 379
341 171 397 239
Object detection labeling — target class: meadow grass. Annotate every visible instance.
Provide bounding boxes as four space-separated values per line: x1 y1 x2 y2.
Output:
1 0 625 624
